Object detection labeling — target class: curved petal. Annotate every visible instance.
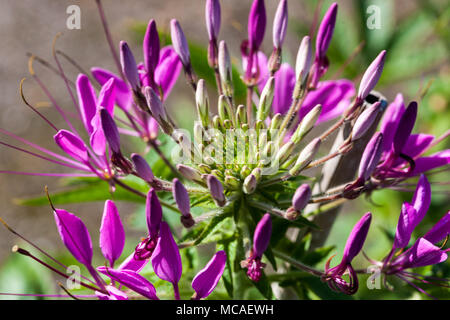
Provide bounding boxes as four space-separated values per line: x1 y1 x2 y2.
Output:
272 63 295 114
91 67 132 112
192 251 227 299
380 93 405 152
393 202 418 249
99 200 125 267
403 238 448 269
155 46 182 100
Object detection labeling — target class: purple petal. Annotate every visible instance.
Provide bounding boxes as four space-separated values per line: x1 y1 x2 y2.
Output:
397 134 434 161
99 200 125 267
380 93 405 152
352 102 381 140
272 63 296 114
253 213 272 258
206 175 226 207
91 67 132 112
299 80 355 124
192 251 227 299
151 222 182 285
393 202 419 249
393 101 417 155
410 150 450 176
403 238 448 269
146 189 162 237
76 74 97 135
172 178 190 217
97 267 159 300
89 112 106 156
97 78 116 115
96 285 128 300
53 208 93 266
315 2 338 59
143 19 160 75
248 0 266 51
424 211 450 244
118 252 149 273
155 46 182 100
54 130 89 163
342 212 372 264
411 174 431 223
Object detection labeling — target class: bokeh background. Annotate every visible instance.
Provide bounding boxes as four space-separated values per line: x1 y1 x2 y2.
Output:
0 0 448 299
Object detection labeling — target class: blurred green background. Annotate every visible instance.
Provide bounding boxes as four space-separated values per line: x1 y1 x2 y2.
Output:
0 0 448 299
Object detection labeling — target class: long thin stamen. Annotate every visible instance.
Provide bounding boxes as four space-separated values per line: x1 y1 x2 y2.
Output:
12 246 105 294
19 78 58 132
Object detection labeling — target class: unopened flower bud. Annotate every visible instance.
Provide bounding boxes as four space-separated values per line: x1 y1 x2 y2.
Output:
131 153 154 183
236 105 247 125
351 102 381 141
292 184 311 212
224 175 240 190
291 104 322 143
243 174 257 194
358 132 383 181
269 113 283 130
100 107 121 154
272 0 288 50
120 41 140 91
170 19 191 68
172 178 190 217
206 175 226 207
275 141 295 165
205 0 221 42
289 138 321 176
177 164 202 182
256 76 275 121
248 0 267 52
143 19 160 77
357 50 386 102
196 79 210 127
218 41 233 97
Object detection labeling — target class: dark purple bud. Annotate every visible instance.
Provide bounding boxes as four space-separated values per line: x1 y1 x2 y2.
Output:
120 41 140 91
131 153 154 183
76 74 97 134
97 267 159 300
358 132 383 181
352 102 381 141
292 184 311 212
424 211 450 244
206 175 226 207
99 200 125 267
100 107 121 153
54 208 93 266
315 2 338 60
146 188 162 238
152 222 182 285
248 0 266 52
205 0 221 41
170 19 191 67
393 101 417 155
54 130 89 163
272 0 288 49
143 19 160 76
172 178 190 217
253 213 272 258
342 212 372 264
357 50 386 101
191 251 227 300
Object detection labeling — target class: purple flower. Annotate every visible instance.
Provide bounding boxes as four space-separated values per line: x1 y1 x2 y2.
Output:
76 74 97 134
100 107 121 154
241 213 272 282
322 212 372 295
99 200 125 267
152 221 183 299
191 250 227 300
248 0 266 53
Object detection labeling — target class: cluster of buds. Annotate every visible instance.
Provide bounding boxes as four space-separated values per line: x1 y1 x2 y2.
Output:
0 0 448 299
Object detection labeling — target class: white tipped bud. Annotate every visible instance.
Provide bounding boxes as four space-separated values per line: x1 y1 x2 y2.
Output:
243 174 257 194
289 138 321 176
218 40 233 97
291 104 322 143
257 76 275 121
295 36 312 86
195 79 210 127
177 164 202 181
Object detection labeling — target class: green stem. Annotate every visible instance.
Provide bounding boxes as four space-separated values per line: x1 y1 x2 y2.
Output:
272 250 323 277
